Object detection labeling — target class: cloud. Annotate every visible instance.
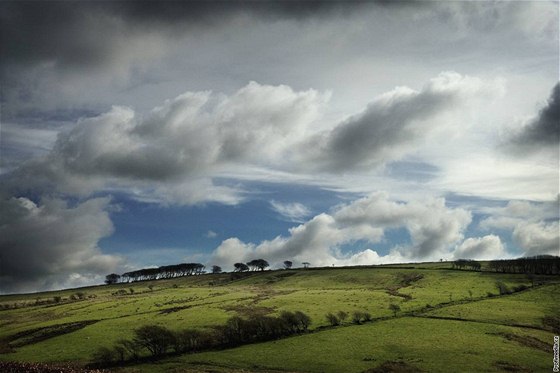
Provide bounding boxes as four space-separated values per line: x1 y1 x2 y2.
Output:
270 200 311 223
0 197 122 294
505 83 560 154
333 193 472 258
297 72 496 172
0 0 378 118
3 73 493 205
3 82 327 204
513 222 559 257
206 230 218 238
452 235 506 260
479 199 559 257
210 193 471 269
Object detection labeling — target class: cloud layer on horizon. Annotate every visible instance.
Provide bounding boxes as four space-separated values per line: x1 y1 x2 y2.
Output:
210 193 475 269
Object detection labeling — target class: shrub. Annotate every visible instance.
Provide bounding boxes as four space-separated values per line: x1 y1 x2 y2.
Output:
115 339 140 360
362 312 372 322
279 311 299 333
134 325 175 356
352 311 364 324
53 296 62 303
389 303 401 316
336 311 348 323
326 312 340 326
91 346 115 364
496 281 510 295
294 311 311 331
173 329 205 353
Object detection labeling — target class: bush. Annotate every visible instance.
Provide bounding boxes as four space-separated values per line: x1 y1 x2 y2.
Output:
326 312 340 326
352 311 364 324
134 325 175 356
91 346 115 364
496 281 510 295
294 311 311 331
115 338 140 360
336 311 348 323
173 329 205 353
53 296 62 303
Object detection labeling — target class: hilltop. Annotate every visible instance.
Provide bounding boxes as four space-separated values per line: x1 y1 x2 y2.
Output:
1 262 559 372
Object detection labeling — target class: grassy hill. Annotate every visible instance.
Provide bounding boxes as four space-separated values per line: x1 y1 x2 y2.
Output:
0 264 558 372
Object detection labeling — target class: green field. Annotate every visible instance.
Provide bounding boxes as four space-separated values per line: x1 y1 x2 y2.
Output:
1 265 558 372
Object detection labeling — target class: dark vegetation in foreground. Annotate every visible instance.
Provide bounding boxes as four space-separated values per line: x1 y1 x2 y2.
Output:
90 310 311 368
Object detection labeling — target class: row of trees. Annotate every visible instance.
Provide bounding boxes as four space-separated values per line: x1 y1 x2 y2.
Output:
106 263 207 284
106 258 310 285
488 256 560 275
105 257 316 285
452 259 481 271
91 311 311 365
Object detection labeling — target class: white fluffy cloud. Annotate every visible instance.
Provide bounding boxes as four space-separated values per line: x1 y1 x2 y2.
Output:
513 222 559 257
210 193 471 269
5 82 327 204
479 199 559 257
453 235 506 260
0 197 122 294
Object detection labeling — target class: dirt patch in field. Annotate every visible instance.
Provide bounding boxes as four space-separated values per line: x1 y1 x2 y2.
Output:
493 332 551 353
222 304 276 318
494 361 532 372
8 320 98 348
364 360 423 373
159 305 192 314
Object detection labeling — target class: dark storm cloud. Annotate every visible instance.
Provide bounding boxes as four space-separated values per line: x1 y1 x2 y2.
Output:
0 0 379 71
506 83 560 152
0 196 121 294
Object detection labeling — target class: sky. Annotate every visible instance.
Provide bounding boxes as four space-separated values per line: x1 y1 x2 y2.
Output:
0 0 559 294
